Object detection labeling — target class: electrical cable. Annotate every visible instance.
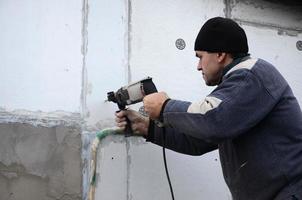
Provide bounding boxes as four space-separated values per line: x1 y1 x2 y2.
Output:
162 127 175 200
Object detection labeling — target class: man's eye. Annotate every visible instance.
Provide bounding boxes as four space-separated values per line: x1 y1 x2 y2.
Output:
195 53 202 59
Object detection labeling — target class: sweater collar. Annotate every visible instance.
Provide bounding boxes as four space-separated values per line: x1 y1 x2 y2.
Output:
222 54 250 77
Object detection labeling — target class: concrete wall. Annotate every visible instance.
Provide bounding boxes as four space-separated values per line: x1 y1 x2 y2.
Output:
0 122 82 200
0 0 301 200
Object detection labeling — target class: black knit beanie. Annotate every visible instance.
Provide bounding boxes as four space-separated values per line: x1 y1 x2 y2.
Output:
194 17 248 53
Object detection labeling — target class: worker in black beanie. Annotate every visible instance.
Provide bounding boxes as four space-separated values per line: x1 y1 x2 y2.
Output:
116 17 302 200
193 17 251 86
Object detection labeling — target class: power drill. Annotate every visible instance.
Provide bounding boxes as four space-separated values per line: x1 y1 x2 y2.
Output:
107 77 158 135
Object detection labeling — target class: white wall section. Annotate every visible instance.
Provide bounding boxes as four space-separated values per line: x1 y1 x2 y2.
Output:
130 0 225 101
84 0 128 129
0 0 83 112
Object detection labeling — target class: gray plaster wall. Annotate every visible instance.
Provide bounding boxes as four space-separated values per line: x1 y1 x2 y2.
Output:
0 122 82 200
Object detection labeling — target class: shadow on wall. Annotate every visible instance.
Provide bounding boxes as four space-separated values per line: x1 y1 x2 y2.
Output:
232 0 302 34
263 0 302 6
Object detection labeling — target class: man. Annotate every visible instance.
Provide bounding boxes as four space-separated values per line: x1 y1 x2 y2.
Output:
116 17 302 200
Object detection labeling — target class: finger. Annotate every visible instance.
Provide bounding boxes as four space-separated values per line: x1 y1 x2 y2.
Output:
116 121 127 128
142 95 149 105
115 116 126 123
125 109 139 121
142 100 149 112
159 91 169 99
115 110 126 117
131 123 140 135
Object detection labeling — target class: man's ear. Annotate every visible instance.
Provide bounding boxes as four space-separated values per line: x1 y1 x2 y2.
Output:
217 52 227 63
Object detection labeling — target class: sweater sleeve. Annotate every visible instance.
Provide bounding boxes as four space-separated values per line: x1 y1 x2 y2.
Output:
163 69 283 143
146 120 218 156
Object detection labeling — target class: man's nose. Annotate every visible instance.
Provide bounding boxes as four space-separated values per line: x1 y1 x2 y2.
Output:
197 61 202 71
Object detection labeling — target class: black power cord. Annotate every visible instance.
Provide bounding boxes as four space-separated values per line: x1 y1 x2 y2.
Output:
162 127 175 200
140 105 175 199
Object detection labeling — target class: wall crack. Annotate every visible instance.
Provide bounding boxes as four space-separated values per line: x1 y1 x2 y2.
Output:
81 0 89 118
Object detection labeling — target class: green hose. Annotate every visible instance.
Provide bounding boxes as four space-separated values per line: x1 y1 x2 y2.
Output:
96 128 122 140
89 127 123 200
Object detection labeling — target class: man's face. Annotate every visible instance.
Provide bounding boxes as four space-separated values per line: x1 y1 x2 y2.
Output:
195 51 224 86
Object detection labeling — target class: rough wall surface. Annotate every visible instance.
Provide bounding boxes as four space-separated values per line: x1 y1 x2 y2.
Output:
0 122 82 200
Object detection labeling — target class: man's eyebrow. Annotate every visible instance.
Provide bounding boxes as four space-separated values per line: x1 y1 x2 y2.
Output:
195 53 199 58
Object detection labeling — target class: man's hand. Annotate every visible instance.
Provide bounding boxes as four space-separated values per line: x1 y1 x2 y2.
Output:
143 92 169 120
115 109 149 136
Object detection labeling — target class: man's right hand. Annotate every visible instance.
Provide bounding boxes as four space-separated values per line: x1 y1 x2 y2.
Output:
115 109 149 136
